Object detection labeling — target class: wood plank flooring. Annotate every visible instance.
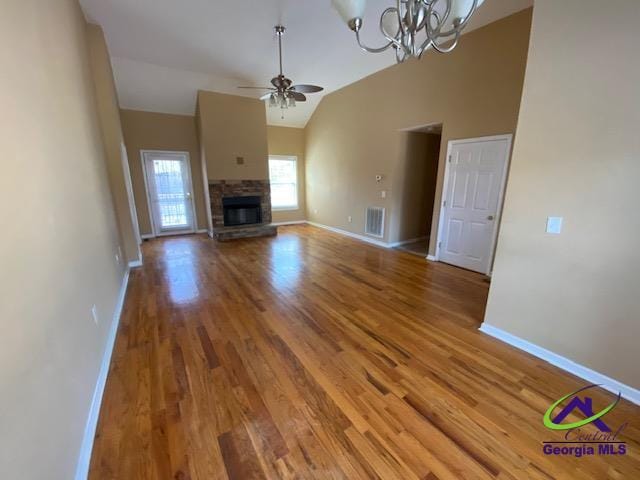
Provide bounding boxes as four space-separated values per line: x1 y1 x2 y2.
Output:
89 225 640 479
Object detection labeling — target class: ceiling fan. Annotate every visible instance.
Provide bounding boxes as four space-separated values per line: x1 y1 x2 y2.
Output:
238 25 324 118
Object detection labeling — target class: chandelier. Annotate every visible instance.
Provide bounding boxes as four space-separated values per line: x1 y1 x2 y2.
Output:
332 0 485 63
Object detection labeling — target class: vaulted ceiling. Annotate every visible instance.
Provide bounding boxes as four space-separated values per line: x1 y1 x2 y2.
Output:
80 0 533 128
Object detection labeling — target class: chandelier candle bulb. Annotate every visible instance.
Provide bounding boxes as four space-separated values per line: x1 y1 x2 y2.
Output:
451 0 485 22
444 0 486 30
332 0 367 25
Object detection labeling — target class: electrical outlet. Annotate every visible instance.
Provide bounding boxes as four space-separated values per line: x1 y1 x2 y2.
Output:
348 216 353 223
91 305 99 325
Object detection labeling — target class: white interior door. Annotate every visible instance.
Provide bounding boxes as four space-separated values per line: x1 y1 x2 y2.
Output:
142 151 196 236
438 136 511 274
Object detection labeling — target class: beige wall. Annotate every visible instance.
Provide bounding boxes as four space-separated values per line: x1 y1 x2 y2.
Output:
267 126 307 223
0 0 128 477
484 0 640 389
197 90 269 181
87 24 140 263
305 9 532 246
120 109 209 234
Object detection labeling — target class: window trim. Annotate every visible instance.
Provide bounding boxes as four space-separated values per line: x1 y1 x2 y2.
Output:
268 155 299 211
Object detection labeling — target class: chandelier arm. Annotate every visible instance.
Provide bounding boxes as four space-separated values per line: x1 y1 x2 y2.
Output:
417 8 450 57
397 0 407 35
412 31 419 57
436 0 479 38
396 46 408 63
407 0 415 32
417 0 455 56
420 25 461 54
430 31 460 54
355 30 394 54
414 6 439 57
429 6 443 31
424 0 452 38
379 7 405 51
417 39 433 58
415 3 431 32
419 0 474 58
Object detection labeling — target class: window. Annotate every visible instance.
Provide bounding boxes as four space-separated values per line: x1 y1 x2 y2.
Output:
269 155 298 210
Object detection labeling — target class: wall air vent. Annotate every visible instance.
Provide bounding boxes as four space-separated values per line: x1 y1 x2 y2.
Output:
365 207 385 238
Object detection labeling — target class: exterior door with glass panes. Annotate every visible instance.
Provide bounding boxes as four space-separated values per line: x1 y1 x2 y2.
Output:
142 151 196 236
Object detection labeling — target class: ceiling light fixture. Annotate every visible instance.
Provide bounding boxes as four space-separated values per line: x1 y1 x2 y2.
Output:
332 0 485 63
238 26 324 119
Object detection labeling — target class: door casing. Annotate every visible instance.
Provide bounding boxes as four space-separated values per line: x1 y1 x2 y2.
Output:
140 150 198 238
434 134 513 275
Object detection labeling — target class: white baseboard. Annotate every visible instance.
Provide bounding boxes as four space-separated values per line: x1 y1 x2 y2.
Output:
196 229 208 234
426 255 438 261
389 236 428 248
307 221 390 249
75 268 131 480
479 323 640 406
140 233 154 240
272 220 307 226
128 260 142 268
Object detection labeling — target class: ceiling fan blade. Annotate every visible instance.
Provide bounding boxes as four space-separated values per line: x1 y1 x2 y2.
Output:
289 91 307 102
260 92 274 101
290 84 324 94
238 86 276 90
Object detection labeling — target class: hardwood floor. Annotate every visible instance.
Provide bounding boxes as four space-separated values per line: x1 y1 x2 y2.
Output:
89 225 640 480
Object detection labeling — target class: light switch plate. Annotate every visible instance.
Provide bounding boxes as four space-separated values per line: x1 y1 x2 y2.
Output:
546 217 563 234
91 305 99 325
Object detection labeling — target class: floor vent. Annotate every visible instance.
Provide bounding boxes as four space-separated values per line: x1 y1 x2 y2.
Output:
365 207 385 238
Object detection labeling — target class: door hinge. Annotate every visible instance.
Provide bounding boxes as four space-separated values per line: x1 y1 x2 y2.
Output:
448 155 452 163
443 200 447 207
438 241 442 249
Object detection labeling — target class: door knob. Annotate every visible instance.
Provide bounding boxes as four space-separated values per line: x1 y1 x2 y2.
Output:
487 215 495 221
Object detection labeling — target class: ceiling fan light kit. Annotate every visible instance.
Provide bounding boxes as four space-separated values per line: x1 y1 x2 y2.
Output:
332 0 485 63
238 25 324 119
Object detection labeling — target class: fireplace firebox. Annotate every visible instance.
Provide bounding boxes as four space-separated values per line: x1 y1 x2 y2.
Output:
222 196 262 227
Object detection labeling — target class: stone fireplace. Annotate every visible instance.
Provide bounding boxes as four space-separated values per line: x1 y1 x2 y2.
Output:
209 180 277 241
